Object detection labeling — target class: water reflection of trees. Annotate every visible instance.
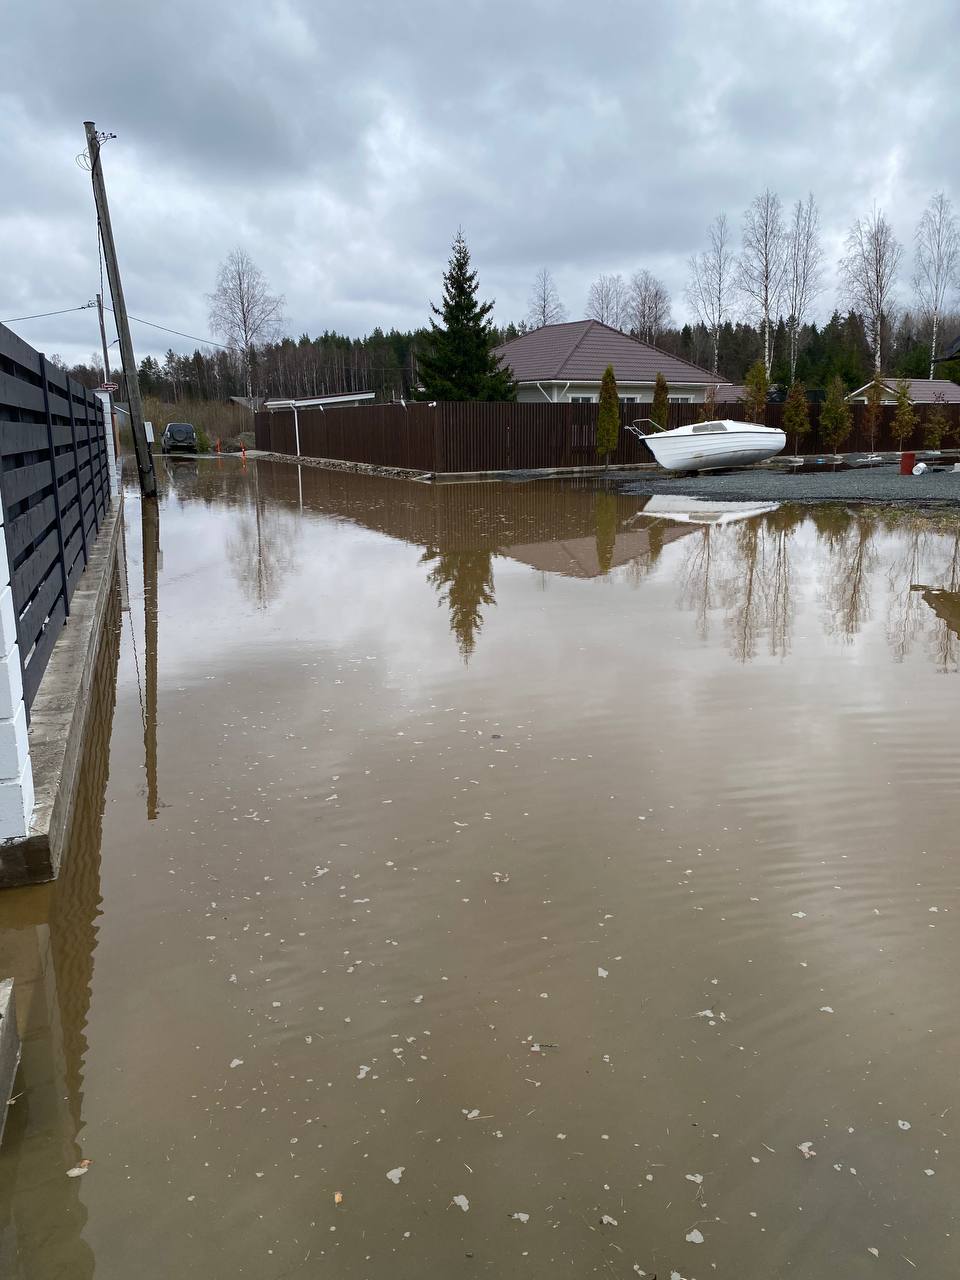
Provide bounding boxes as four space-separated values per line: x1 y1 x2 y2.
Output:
676 507 804 661
421 548 496 662
888 520 960 673
225 488 301 610
594 492 618 576
817 510 877 641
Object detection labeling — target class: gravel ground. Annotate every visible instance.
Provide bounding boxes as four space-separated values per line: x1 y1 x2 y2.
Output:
613 463 960 505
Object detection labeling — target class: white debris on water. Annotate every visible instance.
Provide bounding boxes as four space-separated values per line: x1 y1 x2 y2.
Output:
898 1120 911 1130
820 1006 834 1013
357 1065 371 1080
463 1109 480 1120
798 1141 816 1158
598 967 608 978
685 1228 704 1244
685 1173 703 1185
386 1167 405 1184
868 1248 880 1257
511 1212 530 1223
600 1214 618 1226
792 911 807 919
229 1058 243 1069
452 1194 469 1212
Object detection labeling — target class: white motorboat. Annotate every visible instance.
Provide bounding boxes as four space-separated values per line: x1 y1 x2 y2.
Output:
632 495 781 526
628 418 786 472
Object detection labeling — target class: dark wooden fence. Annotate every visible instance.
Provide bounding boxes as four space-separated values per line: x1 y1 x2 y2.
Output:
256 397 960 473
0 323 112 712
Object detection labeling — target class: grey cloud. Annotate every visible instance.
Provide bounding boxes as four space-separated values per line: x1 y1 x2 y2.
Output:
3 0 958 365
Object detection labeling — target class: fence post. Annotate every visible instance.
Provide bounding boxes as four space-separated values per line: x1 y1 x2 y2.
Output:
67 377 90 568
95 390 119 498
0 503 34 839
39 355 71 620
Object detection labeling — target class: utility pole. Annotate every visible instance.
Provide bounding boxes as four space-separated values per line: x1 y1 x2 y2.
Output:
83 121 156 498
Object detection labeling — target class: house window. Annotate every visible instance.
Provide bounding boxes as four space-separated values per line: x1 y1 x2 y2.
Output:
570 395 594 403
668 395 692 403
620 396 638 404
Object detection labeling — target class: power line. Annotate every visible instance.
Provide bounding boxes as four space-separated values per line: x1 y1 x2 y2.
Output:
102 306 233 350
1 303 96 324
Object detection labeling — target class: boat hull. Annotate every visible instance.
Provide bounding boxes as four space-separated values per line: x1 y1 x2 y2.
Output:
645 428 786 472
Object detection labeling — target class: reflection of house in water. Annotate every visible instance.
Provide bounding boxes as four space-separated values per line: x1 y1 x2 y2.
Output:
503 523 692 579
251 465 683 653
0 575 120 1277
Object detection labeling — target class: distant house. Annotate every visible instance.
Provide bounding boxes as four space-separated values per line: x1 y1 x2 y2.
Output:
846 378 960 405
493 320 731 405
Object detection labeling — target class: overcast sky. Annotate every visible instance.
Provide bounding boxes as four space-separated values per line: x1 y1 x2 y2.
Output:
4 0 958 367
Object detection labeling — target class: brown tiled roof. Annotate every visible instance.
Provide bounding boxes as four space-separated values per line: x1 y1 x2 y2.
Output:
494 320 730 387
848 378 960 403
901 378 960 403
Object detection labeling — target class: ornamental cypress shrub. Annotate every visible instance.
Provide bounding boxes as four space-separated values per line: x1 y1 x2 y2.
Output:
651 371 669 429
596 365 619 466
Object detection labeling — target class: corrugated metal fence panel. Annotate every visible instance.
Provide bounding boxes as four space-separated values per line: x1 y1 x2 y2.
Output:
255 397 960 471
0 323 112 713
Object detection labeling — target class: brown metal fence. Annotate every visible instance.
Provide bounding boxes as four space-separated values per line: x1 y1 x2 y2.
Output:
255 398 960 473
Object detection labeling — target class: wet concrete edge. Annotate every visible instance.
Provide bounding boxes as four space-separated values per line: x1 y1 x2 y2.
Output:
0 978 18 1148
0 498 123 888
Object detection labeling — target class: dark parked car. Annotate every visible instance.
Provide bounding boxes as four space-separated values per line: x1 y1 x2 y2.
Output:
162 422 198 453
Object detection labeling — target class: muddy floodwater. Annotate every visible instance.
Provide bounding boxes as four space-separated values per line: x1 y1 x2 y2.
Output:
2 458 960 1279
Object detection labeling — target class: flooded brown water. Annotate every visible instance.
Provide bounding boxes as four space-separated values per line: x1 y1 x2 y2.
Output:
1 457 959 1279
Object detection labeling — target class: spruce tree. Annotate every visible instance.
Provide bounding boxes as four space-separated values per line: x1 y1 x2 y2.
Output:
651 371 669 429
743 360 770 424
782 381 810 455
924 392 950 449
698 382 718 423
596 365 620 466
820 375 852 452
418 231 516 401
892 377 918 451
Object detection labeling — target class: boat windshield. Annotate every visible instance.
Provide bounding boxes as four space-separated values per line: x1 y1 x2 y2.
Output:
691 423 727 434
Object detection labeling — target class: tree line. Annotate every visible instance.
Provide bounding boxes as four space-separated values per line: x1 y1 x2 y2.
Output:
56 191 960 406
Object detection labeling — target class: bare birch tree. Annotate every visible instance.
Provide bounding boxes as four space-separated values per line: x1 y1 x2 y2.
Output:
526 268 567 328
784 193 824 381
913 192 960 378
685 214 734 376
839 206 902 372
208 248 285 398
738 190 788 377
627 269 671 343
586 273 627 328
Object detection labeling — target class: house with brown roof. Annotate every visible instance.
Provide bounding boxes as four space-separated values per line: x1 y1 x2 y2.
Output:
493 320 731 406
846 377 960 405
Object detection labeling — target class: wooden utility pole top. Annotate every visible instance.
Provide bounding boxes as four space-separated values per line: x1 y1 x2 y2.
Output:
83 121 156 498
